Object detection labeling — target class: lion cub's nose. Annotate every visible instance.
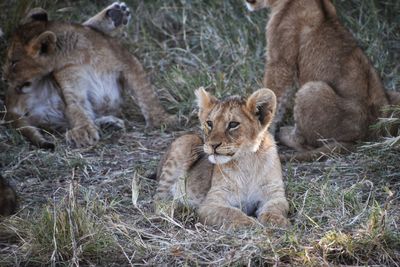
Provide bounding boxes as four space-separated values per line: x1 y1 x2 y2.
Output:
211 143 222 152
246 0 257 4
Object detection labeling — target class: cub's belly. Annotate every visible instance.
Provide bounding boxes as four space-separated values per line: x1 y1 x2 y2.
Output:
85 71 122 116
20 71 123 130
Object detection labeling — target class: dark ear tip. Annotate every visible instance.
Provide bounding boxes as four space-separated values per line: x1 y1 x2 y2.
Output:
31 13 48 22
20 8 48 25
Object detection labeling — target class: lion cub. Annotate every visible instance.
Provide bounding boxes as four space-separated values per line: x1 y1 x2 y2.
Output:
3 3 176 148
0 175 17 217
246 0 400 161
155 88 289 228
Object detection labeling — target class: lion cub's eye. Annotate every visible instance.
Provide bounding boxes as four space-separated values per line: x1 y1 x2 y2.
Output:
228 121 240 130
206 120 213 129
21 82 32 88
16 81 32 94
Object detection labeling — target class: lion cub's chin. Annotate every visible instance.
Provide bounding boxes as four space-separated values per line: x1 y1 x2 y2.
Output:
208 154 233 165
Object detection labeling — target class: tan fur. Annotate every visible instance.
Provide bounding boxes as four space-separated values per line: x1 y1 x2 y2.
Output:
155 88 289 228
3 3 176 148
0 175 17 217
246 0 400 161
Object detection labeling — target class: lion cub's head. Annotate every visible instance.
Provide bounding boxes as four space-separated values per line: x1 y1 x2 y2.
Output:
3 8 56 94
195 87 276 165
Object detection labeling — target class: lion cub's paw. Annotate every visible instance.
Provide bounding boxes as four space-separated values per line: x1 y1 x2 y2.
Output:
66 124 100 147
228 216 258 229
259 212 289 227
95 115 125 131
106 2 131 28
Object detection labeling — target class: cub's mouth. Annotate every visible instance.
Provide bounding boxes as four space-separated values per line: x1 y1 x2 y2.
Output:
207 154 233 165
204 143 236 164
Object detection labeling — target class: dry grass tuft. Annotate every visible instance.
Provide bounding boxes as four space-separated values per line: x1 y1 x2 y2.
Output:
0 0 399 266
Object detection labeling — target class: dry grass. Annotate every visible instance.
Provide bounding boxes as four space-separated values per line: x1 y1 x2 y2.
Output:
0 0 399 266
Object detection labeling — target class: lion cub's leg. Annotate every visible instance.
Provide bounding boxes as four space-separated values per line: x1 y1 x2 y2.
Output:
83 2 131 37
278 126 310 152
154 134 203 203
256 187 289 227
198 193 258 228
53 67 99 147
122 65 177 128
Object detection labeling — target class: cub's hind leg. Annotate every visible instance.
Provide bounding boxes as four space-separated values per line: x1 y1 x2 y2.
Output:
154 134 203 203
95 115 125 131
278 81 365 161
122 63 177 128
83 2 131 37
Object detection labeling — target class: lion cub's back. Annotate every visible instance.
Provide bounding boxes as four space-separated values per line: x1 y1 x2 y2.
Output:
45 21 129 68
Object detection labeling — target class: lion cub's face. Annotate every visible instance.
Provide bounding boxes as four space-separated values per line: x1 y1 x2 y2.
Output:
195 87 276 164
3 17 56 94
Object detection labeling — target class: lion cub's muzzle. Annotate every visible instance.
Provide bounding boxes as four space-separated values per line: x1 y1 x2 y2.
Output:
204 142 236 165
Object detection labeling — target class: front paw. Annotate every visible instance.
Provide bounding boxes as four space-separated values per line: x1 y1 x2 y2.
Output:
259 212 289 227
228 216 258 229
66 124 99 147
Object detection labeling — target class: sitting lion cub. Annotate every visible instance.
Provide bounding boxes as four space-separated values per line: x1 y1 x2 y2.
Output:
245 0 400 161
3 2 176 148
155 88 289 228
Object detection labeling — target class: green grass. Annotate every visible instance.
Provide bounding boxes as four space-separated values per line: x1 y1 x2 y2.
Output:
0 0 399 266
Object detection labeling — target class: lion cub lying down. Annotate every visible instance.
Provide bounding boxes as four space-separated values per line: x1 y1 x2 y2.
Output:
246 0 400 161
3 2 176 148
155 88 289 228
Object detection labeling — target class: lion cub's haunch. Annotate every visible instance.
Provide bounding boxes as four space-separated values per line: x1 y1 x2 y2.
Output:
246 0 400 161
155 88 289 228
3 3 176 148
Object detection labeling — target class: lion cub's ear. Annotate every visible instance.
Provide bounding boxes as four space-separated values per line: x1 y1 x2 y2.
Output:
28 31 57 57
20 8 48 25
246 88 276 128
195 87 217 120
